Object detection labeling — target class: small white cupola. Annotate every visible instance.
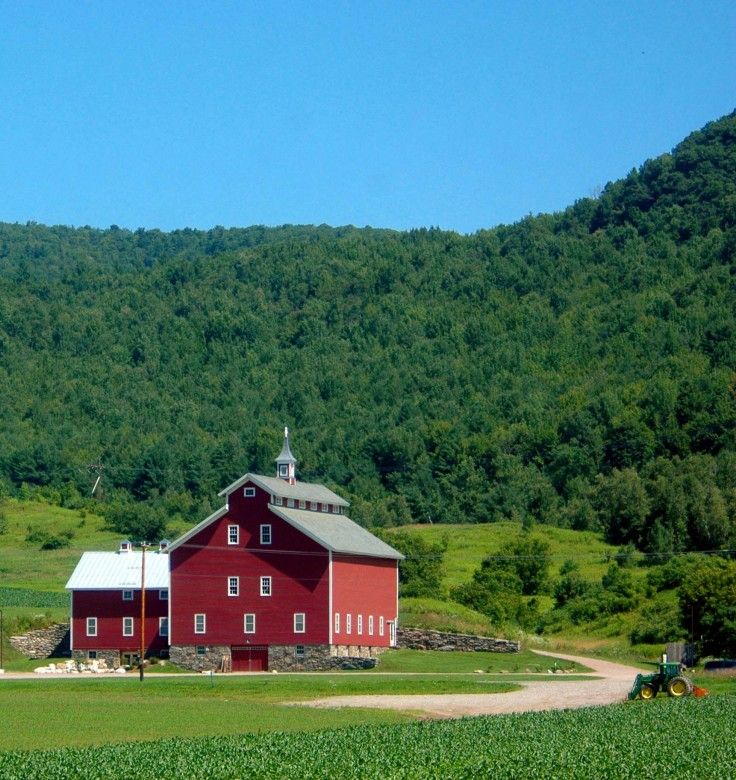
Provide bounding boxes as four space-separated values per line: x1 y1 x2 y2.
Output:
119 539 132 553
275 426 297 485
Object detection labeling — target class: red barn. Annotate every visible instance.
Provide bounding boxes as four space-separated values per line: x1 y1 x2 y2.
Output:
168 429 403 671
65 545 170 668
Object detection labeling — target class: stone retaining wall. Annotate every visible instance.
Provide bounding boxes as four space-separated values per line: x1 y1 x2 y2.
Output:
169 644 230 672
10 623 71 659
398 627 519 653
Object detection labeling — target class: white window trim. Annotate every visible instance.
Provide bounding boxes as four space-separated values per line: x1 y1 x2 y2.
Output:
279 464 288 477
87 650 97 660
334 612 340 634
159 617 168 637
294 612 306 633
357 614 363 635
260 524 272 545
346 613 352 634
287 498 295 508
194 613 206 634
228 576 239 597
368 615 374 636
244 613 256 634
123 617 134 637
244 487 256 498
260 576 272 597
122 590 133 601
195 645 206 657
227 525 239 545
86 617 97 637
379 616 384 636
332 505 340 514
321 504 330 513
298 499 306 509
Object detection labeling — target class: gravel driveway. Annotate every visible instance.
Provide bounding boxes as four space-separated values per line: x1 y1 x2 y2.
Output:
298 651 644 718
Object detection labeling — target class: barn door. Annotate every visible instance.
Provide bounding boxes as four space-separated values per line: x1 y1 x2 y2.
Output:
231 645 269 672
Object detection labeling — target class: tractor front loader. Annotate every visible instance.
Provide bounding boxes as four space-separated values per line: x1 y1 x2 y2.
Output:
628 661 695 701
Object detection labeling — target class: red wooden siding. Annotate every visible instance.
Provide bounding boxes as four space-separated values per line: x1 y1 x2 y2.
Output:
71 589 169 653
170 485 330 647
331 554 398 647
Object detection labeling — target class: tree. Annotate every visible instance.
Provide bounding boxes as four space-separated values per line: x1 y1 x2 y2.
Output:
678 557 736 657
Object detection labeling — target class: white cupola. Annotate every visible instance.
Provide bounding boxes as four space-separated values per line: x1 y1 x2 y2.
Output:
275 426 297 484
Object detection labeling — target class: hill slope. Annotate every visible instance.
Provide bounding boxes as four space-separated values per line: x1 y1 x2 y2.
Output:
0 112 735 555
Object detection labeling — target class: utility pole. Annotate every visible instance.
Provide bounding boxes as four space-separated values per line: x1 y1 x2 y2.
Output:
139 542 149 682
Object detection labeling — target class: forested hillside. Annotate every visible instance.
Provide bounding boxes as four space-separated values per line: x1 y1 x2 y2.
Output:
1 112 735 554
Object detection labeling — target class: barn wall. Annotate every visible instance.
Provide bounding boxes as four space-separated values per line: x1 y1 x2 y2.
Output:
170 485 330 647
331 555 398 648
71 589 168 654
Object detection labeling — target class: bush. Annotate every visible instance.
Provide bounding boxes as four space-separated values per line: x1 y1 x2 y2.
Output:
25 526 73 550
630 602 684 645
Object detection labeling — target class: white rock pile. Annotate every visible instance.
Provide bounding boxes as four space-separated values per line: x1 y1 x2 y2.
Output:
33 659 126 675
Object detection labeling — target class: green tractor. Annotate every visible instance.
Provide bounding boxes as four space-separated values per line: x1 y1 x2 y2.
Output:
628 661 694 701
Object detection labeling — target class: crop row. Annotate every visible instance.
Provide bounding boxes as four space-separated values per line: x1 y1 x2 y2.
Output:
0 697 734 779
0 588 68 608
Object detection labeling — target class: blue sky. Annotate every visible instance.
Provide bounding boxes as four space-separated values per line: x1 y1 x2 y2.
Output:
0 1 734 234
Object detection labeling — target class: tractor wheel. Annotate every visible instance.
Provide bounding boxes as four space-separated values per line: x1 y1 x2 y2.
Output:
639 683 657 700
667 676 693 698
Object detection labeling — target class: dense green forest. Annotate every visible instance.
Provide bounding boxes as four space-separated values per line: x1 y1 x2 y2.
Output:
0 112 735 553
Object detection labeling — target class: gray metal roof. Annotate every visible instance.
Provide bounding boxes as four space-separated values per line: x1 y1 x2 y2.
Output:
269 505 404 560
275 427 297 465
65 551 170 590
218 473 350 507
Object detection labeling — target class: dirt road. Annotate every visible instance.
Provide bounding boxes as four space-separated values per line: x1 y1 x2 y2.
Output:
299 651 644 718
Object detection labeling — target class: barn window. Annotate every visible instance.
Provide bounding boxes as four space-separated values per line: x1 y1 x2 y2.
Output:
368 615 374 636
86 617 97 637
294 613 306 633
228 576 239 597
122 617 134 637
244 487 256 498
195 645 206 657
159 589 168 601
346 614 352 634
332 505 340 514
357 614 363 635
295 645 305 659
244 613 256 634
122 590 133 601
228 525 239 545
87 650 97 660
279 464 288 478
260 524 272 545
159 617 168 637
273 496 283 506
379 616 384 636
287 498 295 508
260 576 272 596
194 613 206 634
334 612 340 634
321 504 330 513
299 500 306 509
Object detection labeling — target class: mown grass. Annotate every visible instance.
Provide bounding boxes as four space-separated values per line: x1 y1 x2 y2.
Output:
0 674 519 751
374 648 589 674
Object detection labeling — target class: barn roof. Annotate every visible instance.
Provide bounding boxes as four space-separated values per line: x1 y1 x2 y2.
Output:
218 473 350 507
65 551 170 590
268 505 404 560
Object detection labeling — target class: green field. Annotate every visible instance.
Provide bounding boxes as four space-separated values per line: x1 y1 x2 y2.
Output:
0 673 520 752
0 697 732 779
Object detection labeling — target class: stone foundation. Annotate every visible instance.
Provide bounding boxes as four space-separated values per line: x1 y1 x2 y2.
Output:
71 649 122 668
169 644 230 672
171 644 379 672
270 644 377 671
10 623 71 659
398 627 520 653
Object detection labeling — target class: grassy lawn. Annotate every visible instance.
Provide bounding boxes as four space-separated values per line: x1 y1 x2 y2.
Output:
0 674 520 751
375 648 590 674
